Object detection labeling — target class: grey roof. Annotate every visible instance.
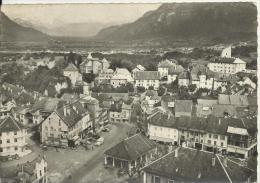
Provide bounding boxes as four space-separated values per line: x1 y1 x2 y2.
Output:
135 71 160 80
175 100 192 113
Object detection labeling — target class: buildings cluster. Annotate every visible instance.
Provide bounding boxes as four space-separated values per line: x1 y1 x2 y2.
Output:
0 46 257 183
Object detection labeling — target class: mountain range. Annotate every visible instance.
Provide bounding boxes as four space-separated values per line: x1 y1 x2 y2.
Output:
96 3 257 43
1 3 257 45
1 12 50 43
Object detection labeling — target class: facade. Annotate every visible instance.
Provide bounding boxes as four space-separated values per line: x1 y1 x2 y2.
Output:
178 71 190 87
0 116 29 157
41 102 90 146
167 65 184 84
110 68 133 88
208 47 246 74
109 102 132 123
97 69 114 84
157 59 178 78
134 71 160 90
63 63 82 86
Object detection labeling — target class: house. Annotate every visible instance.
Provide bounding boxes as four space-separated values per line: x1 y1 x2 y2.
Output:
110 68 133 88
79 54 109 74
157 59 178 78
142 147 255 183
226 117 257 158
174 100 193 117
104 134 157 173
208 46 246 74
132 64 146 77
11 107 32 125
17 156 48 183
0 100 16 119
109 99 133 123
148 113 179 145
135 71 160 90
0 116 30 158
237 77 256 90
41 101 90 147
31 97 66 125
61 93 80 103
63 63 82 86
178 71 190 87
167 65 184 84
97 69 114 84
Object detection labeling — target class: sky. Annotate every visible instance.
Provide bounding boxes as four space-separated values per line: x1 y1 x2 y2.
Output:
1 4 161 28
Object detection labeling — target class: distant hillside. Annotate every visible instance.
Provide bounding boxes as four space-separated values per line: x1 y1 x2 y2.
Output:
1 12 51 43
96 3 257 43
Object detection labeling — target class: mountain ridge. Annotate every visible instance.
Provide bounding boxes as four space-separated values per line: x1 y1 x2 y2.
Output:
95 3 257 43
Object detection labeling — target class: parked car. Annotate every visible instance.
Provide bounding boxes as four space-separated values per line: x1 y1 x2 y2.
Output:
102 127 110 132
95 137 104 146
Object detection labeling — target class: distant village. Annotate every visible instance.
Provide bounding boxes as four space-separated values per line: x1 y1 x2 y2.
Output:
0 45 257 183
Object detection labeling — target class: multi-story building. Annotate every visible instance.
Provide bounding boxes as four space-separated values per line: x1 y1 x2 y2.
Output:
63 63 82 86
208 46 246 74
134 71 160 90
157 59 178 78
41 102 90 147
143 147 255 183
167 65 184 84
110 68 133 88
97 69 114 84
79 54 110 74
0 116 29 157
178 71 190 87
109 102 132 123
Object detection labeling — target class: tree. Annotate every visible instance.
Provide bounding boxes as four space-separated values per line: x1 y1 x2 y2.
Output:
82 73 96 83
188 84 197 92
148 86 154 90
158 85 166 96
137 86 146 93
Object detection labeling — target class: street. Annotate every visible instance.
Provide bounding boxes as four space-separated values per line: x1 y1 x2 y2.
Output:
46 122 132 183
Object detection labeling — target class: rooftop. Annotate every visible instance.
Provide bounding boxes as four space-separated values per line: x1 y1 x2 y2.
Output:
143 147 254 182
64 63 78 72
104 134 156 161
175 100 192 113
0 116 24 133
135 71 160 80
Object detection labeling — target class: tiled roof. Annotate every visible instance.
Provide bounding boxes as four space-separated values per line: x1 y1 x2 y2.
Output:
158 59 177 68
135 71 160 80
218 94 249 106
210 56 236 64
175 100 192 113
61 93 80 103
168 65 185 75
143 147 254 182
105 134 156 161
178 71 189 79
56 102 88 128
212 104 237 117
0 116 24 133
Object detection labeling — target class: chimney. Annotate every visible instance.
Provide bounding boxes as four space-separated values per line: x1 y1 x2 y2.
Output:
223 157 228 167
218 118 221 125
212 157 216 167
174 148 179 158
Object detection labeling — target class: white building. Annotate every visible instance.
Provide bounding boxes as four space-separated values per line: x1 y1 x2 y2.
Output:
158 59 178 78
134 71 160 90
63 63 82 86
0 116 30 157
110 68 133 88
208 46 246 74
41 102 90 146
167 65 185 84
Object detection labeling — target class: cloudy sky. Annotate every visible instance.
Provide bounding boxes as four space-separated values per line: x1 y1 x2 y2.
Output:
2 4 161 27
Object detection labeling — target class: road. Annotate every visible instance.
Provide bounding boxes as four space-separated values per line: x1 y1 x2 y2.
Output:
59 122 132 183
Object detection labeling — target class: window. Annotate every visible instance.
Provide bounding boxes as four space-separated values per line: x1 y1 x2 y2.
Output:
14 131 17 135
213 135 218 139
209 134 212 138
7 139 10 143
220 135 225 140
168 180 174 183
0 148 3 152
152 176 161 183
208 140 211 144
214 141 217 146
221 142 223 147
201 140 203 143
15 147 18 151
14 138 17 142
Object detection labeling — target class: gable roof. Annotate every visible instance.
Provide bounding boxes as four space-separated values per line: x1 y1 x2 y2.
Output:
218 94 249 106
32 97 65 113
55 102 88 128
135 71 160 80
0 116 24 133
64 63 78 72
143 147 254 182
105 134 156 161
